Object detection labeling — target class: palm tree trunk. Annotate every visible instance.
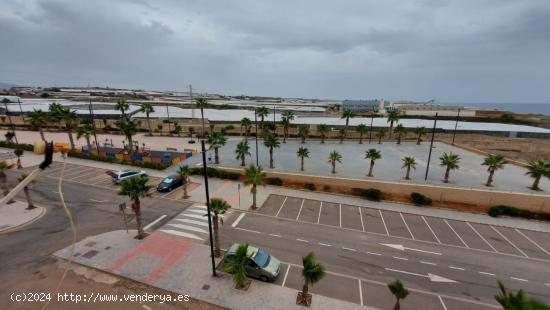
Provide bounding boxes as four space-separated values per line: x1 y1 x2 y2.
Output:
332 162 336 173
359 133 363 144
127 134 134 155
86 136 92 153
39 128 46 142
300 157 304 171
133 199 146 239
213 215 221 257
378 136 382 144
67 130 75 150
245 131 249 143
486 170 494 186
24 187 35 209
444 167 450 183
397 135 401 144
368 161 374 177
241 155 245 166
251 185 257 210
214 147 220 164
146 116 152 136
394 298 400 310
389 121 394 139
321 134 325 144
17 156 21 169
339 135 343 144
302 283 309 302
532 175 541 190
417 134 421 145
301 136 305 143
405 167 411 179
269 148 274 168
283 125 287 143
182 182 188 198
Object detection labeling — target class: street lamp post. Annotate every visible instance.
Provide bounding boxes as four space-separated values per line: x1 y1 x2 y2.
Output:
368 114 374 144
254 109 259 166
452 109 460 145
201 140 217 277
424 112 438 181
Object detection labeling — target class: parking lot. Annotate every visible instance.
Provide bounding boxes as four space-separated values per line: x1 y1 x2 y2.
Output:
259 194 550 261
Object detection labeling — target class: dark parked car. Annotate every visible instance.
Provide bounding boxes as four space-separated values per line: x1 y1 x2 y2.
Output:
156 173 183 192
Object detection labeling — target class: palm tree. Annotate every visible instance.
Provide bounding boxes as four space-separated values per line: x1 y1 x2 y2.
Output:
76 123 93 152
317 124 329 144
482 154 508 187
525 160 550 191
115 99 129 118
223 243 251 289
365 148 381 177
4 131 15 142
27 109 50 141
117 117 139 155
356 124 368 144
207 132 227 164
209 198 231 257
17 174 37 209
388 280 409 310
240 117 252 142
235 141 251 167
387 111 400 139
402 156 416 180
341 109 355 132
60 107 79 150
338 128 347 144
328 150 342 174
264 134 280 169
177 165 191 198
376 128 387 144
440 152 461 183
0 161 14 200
188 126 195 139
14 147 23 169
298 252 326 306
195 97 208 138
281 111 295 143
298 125 309 143
257 106 269 123
394 124 406 144
140 102 155 136
118 176 151 239
48 102 64 130
415 126 426 145
244 165 266 210
495 280 549 309
297 147 310 171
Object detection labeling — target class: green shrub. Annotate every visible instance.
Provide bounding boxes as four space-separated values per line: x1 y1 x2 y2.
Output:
266 177 283 186
0 141 34 151
323 185 331 192
410 192 432 205
353 188 382 201
304 183 316 191
488 205 546 220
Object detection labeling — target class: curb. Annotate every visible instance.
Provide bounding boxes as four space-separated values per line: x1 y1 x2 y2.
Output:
0 203 47 234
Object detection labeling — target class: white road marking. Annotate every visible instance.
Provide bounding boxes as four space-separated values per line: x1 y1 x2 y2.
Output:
400 213 415 240
89 199 107 203
491 226 528 258
467 222 498 252
144 215 167 230
167 224 208 234
296 239 309 243
231 213 246 227
515 229 550 256
342 247 357 252
479 271 495 276
319 242 331 247
317 201 323 224
358 207 365 232
234 227 261 234
275 196 288 217
444 219 468 248
176 218 208 227
366 251 382 256
295 199 305 221
160 230 203 240
380 243 442 255
393 256 408 261
188 209 208 215
192 205 208 209
449 266 465 271
339 203 342 228
545 283 550 286
438 296 448 310
385 268 457 283
281 264 291 287
420 261 436 266
358 279 363 306
379 209 389 236
269 233 282 238
182 214 209 220
510 277 528 282
422 216 441 244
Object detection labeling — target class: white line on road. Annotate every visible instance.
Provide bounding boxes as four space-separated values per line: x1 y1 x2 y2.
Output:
400 213 415 240
176 218 208 227
144 215 167 230
339 203 342 228
89 199 107 203
479 271 495 276
491 226 528 258
438 296 448 310
296 239 309 243
358 279 363 306
510 277 528 282
234 227 261 234
318 242 331 247
444 219 468 248
317 201 323 224
379 209 389 236
275 196 288 217
515 229 550 256
342 247 357 252
366 251 382 256
420 261 436 266
295 199 305 221
545 283 550 286
231 213 246 227
281 265 290 287
393 256 408 261
422 216 441 244
269 233 282 238
449 266 465 271
467 222 498 252
358 207 365 232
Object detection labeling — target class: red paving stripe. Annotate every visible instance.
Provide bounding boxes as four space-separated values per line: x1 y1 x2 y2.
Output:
107 231 194 285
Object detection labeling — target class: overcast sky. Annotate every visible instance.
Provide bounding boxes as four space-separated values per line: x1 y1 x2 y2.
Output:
1 0 549 102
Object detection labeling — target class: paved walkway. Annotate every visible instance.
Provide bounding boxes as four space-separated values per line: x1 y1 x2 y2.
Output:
0 200 45 233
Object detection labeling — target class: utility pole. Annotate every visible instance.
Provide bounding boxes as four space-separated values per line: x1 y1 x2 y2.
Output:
254 109 259 166
451 108 460 146
424 112 438 181
368 115 374 144
201 140 217 277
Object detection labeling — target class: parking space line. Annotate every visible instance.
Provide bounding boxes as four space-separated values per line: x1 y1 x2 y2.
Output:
317 202 323 224
339 204 342 228
366 251 382 256
296 239 309 243
281 264 290 287
467 222 497 252
319 242 331 247
420 261 436 266
516 229 550 256
358 279 363 306
379 209 389 236
275 196 288 217
449 266 464 271
510 277 528 282
438 296 448 310
422 216 441 244
358 207 365 231
479 271 495 276
491 226 528 258
400 213 415 240
269 233 281 237
295 199 305 221
545 283 550 286
393 256 408 261
444 219 468 248
144 215 167 230
234 227 261 234
342 247 356 252
231 213 246 227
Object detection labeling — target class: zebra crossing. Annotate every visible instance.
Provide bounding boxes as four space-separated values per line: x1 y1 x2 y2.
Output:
160 205 233 242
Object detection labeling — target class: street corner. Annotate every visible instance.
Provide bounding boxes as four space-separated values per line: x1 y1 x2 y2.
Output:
107 231 196 286
0 200 46 233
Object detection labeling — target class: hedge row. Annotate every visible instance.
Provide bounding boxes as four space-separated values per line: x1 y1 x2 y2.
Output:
67 150 166 170
189 167 241 180
0 141 34 151
265 177 283 186
410 192 432 205
352 188 382 201
488 205 550 222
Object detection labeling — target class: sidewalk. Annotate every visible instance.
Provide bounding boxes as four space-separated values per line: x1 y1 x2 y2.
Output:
54 230 370 310
0 200 46 233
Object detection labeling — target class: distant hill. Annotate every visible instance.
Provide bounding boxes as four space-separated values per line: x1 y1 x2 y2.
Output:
0 82 16 89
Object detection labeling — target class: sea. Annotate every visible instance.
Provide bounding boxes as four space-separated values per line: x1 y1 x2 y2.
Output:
443 103 550 116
